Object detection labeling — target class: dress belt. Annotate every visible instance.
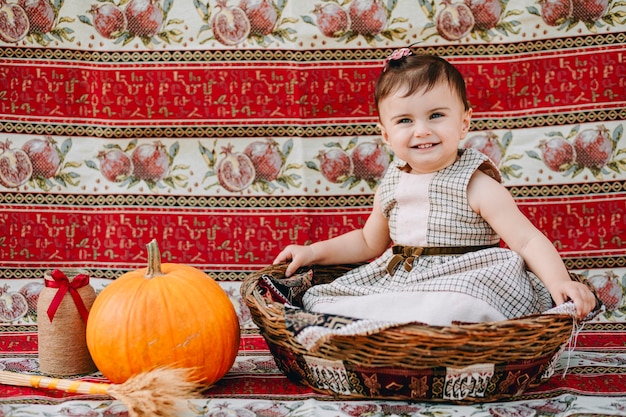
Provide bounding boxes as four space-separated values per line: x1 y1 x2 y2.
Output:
386 244 500 275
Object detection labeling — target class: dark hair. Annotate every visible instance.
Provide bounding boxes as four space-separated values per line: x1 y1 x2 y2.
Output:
375 53 470 113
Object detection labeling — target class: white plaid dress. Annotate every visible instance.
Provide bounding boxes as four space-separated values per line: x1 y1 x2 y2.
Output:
302 148 554 323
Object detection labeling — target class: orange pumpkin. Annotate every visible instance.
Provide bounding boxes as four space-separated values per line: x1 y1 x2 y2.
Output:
86 239 240 385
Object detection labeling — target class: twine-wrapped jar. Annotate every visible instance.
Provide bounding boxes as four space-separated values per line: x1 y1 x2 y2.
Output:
37 268 98 376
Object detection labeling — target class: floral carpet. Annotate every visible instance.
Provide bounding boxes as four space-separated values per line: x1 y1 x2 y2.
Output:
1 281 626 416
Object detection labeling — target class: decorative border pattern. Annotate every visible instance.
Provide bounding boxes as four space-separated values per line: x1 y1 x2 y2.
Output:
1 108 624 138
1 33 623 62
1 180 625 207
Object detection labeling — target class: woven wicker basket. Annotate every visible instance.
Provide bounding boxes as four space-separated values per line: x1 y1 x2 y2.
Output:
241 263 598 403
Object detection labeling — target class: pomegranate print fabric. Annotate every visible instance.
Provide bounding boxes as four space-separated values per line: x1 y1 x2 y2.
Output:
0 0 625 414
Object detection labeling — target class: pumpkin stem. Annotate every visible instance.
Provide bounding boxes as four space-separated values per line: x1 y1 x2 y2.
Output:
145 239 165 279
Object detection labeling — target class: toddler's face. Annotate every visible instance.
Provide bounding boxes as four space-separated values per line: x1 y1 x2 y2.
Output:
377 81 471 174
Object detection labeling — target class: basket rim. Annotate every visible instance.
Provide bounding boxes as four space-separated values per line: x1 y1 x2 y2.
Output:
241 263 576 355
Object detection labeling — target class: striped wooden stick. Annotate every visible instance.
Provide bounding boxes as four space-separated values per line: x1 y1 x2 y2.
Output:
0 370 111 395
0 367 203 417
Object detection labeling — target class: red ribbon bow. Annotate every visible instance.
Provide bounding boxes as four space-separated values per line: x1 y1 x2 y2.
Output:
45 269 90 324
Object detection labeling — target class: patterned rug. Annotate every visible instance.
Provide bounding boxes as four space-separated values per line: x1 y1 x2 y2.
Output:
1 317 626 416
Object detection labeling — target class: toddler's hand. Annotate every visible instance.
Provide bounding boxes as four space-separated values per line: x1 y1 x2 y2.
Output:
273 245 315 277
551 281 598 319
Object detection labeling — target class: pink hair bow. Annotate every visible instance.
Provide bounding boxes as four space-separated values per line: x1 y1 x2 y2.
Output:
383 48 413 72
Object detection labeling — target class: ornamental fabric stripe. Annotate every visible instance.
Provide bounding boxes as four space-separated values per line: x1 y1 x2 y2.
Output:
0 0 625 320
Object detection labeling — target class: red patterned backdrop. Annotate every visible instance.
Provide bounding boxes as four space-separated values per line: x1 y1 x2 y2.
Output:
0 0 625 413
1 0 624 279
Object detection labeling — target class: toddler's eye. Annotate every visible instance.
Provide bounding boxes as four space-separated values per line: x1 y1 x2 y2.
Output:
430 112 444 120
398 118 412 124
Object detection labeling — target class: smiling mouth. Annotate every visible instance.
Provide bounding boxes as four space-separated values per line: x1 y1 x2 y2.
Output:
413 143 437 149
